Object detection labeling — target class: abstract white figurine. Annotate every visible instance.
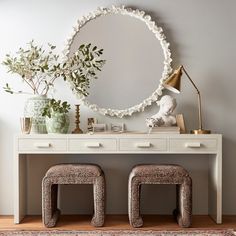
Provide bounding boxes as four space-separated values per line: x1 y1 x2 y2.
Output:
146 95 177 128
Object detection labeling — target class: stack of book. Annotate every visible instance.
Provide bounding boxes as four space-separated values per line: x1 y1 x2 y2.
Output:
149 126 180 134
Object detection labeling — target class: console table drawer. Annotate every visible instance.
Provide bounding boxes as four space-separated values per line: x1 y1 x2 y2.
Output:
69 139 117 151
18 138 67 152
119 138 167 151
170 139 217 152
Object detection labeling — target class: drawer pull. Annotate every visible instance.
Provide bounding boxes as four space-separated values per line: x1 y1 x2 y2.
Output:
34 142 51 148
136 142 151 148
185 142 201 148
85 142 101 148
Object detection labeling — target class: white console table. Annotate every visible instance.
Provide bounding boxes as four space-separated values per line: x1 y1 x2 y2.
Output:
14 133 222 224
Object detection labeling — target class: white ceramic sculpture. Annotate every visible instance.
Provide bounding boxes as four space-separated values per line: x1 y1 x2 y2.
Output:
146 95 177 128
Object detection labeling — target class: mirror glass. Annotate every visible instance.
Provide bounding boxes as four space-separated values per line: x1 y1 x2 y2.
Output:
67 7 171 117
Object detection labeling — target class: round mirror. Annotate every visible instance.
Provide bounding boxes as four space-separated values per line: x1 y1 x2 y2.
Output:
65 6 172 117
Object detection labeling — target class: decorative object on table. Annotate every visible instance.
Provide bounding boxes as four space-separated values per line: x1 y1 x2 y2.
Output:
149 126 180 134
42 99 70 134
110 123 125 133
148 114 185 134
163 65 211 134
176 114 186 134
64 6 172 118
87 118 97 132
146 95 177 133
2 41 105 133
92 124 106 133
72 104 83 134
24 95 49 133
20 117 32 134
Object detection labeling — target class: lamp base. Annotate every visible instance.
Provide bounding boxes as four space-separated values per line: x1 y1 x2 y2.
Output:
190 129 211 134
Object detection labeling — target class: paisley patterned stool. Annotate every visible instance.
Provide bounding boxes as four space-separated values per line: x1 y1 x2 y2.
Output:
42 164 105 227
128 164 192 228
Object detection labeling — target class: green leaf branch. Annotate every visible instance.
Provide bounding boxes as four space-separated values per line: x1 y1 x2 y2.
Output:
63 43 105 97
2 41 105 97
42 99 71 118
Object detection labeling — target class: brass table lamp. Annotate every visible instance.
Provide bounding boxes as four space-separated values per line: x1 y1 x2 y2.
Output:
163 65 211 134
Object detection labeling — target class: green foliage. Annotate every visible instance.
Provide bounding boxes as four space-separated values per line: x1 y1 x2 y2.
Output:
64 43 105 97
3 83 14 94
2 40 105 96
42 99 71 118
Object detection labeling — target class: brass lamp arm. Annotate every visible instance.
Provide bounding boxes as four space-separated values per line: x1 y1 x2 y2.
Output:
181 66 200 94
181 65 202 130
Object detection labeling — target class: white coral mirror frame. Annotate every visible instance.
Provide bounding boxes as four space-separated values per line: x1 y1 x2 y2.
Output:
64 6 172 118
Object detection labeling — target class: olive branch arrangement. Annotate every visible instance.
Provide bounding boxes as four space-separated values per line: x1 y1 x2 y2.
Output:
2 40 105 96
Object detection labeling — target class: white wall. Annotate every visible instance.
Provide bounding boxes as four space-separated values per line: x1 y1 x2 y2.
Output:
0 0 235 215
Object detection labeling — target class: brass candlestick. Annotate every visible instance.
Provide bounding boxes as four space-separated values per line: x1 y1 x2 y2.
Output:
72 104 83 134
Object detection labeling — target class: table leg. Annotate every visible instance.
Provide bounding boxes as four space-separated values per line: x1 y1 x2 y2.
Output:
208 140 222 223
14 153 27 224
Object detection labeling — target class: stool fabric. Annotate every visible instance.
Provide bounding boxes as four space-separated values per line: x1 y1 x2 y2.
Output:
42 164 105 228
128 164 192 228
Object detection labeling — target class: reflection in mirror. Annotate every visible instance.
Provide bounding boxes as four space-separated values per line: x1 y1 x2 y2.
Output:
66 7 172 117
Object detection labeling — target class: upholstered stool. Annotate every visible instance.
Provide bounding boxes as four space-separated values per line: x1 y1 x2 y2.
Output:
42 164 105 228
128 164 192 228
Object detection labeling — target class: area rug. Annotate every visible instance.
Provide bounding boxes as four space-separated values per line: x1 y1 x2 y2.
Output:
0 230 235 236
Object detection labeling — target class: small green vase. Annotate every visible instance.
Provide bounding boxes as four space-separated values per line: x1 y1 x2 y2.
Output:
45 112 69 134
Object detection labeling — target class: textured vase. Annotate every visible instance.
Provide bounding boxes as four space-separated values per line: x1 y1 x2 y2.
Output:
45 112 69 134
24 95 49 134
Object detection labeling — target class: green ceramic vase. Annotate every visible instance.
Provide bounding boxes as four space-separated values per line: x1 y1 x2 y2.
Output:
45 112 69 134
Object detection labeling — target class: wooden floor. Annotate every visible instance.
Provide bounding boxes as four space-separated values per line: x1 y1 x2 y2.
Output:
0 215 236 231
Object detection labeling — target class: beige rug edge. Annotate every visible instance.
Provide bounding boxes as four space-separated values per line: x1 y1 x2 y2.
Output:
0 229 235 236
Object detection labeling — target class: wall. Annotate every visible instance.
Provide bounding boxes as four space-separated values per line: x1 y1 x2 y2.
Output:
0 0 235 215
